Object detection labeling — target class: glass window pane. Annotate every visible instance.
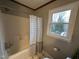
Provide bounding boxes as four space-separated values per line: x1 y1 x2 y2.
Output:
52 10 71 23
50 10 71 37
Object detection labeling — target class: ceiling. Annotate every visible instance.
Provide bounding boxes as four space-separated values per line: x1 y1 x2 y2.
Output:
11 0 56 10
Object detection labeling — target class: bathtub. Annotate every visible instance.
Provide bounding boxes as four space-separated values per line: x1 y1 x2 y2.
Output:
8 45 38 59
8 48 53 59
8 49 32 59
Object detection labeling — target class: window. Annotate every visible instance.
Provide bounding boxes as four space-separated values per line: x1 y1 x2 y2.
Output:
30 15 42 45
50 10 71 37
47 1 79 42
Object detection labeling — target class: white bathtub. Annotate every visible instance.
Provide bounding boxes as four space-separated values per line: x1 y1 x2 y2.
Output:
8 46 39 59
8 49 32 59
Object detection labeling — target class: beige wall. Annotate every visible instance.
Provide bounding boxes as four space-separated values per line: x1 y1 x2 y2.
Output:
35 0 79 59
2 13 30 55
0 0 34 56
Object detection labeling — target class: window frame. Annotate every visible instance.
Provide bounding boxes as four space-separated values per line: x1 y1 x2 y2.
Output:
50 10 71 37
47 1 79 42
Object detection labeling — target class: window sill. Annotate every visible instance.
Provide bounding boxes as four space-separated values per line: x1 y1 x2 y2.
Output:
47 32 71 42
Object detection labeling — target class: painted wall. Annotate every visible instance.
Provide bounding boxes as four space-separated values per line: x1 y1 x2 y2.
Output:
0 0 34 56
35 0 79 59
1 13 30 55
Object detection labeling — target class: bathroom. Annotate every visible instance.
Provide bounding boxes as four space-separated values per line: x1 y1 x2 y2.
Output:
0 0 79 59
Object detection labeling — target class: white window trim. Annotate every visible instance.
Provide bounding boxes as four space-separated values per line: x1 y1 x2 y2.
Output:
47 1 79 42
